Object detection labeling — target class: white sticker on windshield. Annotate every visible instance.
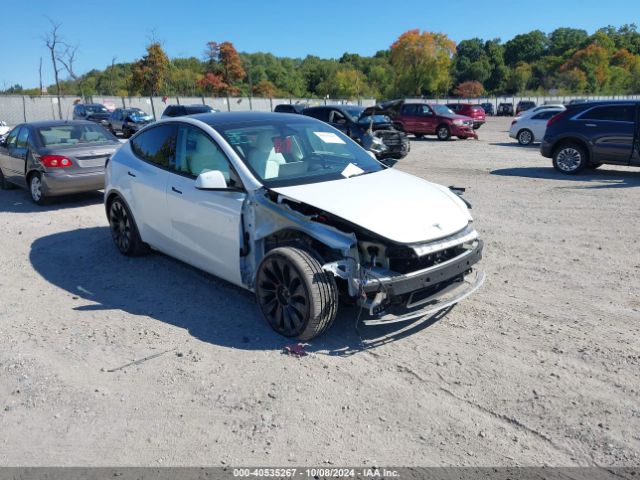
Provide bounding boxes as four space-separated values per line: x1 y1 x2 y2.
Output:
341 163 365 178
313 132 346 144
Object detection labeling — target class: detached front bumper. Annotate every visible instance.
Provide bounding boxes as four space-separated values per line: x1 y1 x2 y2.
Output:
362 270 485 325
451 125 478 139
359 239 484 325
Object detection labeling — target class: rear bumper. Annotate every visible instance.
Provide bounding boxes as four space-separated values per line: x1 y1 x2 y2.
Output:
540 139 553 158
42 171 105 196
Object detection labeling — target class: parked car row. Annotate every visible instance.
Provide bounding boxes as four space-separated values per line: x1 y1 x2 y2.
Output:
0 111 485 342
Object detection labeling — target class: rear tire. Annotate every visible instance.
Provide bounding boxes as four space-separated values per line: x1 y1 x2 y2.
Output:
108 196 149 256
436 125 451 141
517 129 534 146
0 167 15 190
552 143 588 174
256 246 338 341
28 172 48 205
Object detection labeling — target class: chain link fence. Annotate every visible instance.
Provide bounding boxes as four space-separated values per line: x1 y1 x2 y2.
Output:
0 95 376 126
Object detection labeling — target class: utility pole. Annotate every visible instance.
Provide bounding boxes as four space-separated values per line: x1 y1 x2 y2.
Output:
38 57 43 95
110 56 117 95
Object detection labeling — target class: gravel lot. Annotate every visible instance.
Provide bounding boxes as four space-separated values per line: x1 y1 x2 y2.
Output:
0 117 639 467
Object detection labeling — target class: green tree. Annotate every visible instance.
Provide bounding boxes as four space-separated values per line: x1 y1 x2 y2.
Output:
504 30 548 65
390 29 456 96
507 62 532 93
548 28 588 56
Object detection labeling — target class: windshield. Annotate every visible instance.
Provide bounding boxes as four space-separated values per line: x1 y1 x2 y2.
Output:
342 106 364 121
358 114 391 124
85 105 108 114
432 105 455 115
37 124 116 147
126 109 152 121
213 119 384 188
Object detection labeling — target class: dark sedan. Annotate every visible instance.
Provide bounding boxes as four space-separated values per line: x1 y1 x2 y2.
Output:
108 108 153 138
0 120 121 204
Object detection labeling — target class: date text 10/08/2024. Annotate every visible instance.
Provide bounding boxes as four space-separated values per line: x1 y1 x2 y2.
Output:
232 468 400 478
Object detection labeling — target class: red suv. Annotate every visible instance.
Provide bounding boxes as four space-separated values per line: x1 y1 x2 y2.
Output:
393 103 477 141
446 103 486 129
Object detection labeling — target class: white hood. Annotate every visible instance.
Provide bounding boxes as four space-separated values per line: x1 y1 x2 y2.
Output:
271 168 472 244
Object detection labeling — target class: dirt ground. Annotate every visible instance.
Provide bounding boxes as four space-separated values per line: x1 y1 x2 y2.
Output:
0 117 638 467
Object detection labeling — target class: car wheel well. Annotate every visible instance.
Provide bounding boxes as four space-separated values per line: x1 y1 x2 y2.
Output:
553 139 590 163
263 229 342 264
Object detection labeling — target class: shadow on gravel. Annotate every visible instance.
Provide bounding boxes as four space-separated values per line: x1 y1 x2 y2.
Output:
0 188 104 213
490 142 539 149
491 167 640 189
29 227 442 357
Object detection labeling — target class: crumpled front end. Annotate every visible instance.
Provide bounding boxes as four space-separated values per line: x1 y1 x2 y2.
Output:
324 222 484 325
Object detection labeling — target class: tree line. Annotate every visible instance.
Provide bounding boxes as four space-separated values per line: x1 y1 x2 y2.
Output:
4 23 640 100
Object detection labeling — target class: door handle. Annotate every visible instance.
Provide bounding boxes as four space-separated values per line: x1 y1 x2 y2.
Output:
127 171 136 177
585 123 598 127
171 186 182 194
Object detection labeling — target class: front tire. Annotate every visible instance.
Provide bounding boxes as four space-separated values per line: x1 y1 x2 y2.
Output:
517 129 534 146
256 247 338 341
553 143 588 174
436 125 451 141
29 172 48 205
108 197 148 256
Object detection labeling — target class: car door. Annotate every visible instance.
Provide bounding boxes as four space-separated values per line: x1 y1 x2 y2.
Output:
399 104 418 132
577 104 636 165
632 105 640 166
417 105 437 134
165 124 246 285
9 126 30 185
328 109 349 134
0 126 21 182
529 110 558 141
112 110 123 132
127 124 176 250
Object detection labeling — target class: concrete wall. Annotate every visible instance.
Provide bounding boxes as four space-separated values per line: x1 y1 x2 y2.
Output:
0 95 376 126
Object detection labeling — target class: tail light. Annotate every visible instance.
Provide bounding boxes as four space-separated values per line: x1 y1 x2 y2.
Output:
547 111 567 128
40 155 73 168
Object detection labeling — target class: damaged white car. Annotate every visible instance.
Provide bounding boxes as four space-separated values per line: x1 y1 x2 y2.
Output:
105 112 484 340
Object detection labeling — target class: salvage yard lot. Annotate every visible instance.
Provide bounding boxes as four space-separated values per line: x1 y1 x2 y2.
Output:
0 116 638 466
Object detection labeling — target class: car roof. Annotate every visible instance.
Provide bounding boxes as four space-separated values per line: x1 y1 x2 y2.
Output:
18 120 99 129
173 111 308 127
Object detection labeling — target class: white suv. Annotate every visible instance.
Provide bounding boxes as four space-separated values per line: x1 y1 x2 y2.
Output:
105 112 484 340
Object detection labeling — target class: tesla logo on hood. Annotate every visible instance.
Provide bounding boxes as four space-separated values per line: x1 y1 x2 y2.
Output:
432 223 442 230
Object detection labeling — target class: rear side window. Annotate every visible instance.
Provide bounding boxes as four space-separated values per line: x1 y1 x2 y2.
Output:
130 124 177 168
532 111 559 120
303 108 330 122
401 104 417 115
580 105 635 122
185 106 213 115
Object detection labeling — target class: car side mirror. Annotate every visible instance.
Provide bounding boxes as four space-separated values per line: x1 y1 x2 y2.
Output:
195 170 228 190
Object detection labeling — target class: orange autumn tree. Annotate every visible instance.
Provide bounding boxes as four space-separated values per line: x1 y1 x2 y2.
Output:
198 41 246 109
390 29 456 96
453 80 485 97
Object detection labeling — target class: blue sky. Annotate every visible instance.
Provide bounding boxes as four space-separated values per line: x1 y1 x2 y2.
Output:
3 0 640 89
